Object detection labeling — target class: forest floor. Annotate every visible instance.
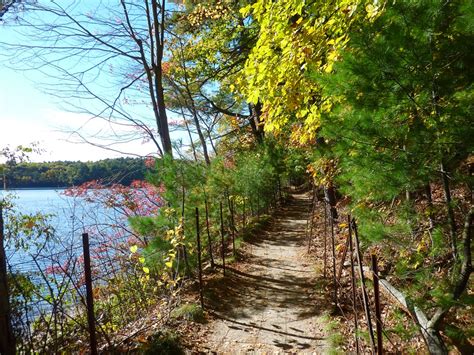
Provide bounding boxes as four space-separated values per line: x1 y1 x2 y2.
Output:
191 192 330 353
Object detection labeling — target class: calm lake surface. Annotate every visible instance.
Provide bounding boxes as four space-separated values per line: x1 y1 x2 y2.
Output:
1 189 114 270
1 188 68 214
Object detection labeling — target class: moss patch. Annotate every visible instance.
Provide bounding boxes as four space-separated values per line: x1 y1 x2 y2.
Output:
170 303 206 323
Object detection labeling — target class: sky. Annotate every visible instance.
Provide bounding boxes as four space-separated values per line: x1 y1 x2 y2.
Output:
0 1 185 163
0 66 160 162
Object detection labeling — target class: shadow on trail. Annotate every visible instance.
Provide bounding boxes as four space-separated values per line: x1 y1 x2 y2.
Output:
207 310 325 341
203 194 331 351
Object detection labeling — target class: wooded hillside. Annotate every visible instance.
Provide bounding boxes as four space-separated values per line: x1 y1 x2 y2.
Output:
0 158 147 188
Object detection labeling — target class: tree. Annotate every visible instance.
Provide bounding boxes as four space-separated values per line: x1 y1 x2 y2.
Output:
239 0 376 144
317 0 473 352
0 0 26 19
165 37 212 164
170 0 265 145
0 144 40 189
1 1 173 156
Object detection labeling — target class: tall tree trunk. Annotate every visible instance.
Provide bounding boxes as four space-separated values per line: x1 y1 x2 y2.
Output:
324 185 338 220
207 128 218 155
178 45 210 164
441 162 457 259
156 81 173 155
129 0 172 156
181 109 198 162
248 103 264 144
152 0 172 155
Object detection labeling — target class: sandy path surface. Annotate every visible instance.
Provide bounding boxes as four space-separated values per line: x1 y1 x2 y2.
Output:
201 193 329 354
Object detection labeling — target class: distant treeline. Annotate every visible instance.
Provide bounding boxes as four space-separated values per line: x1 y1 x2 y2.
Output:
0 157 148 188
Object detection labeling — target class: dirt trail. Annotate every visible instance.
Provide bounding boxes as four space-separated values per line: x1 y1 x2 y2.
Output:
201 193 329 354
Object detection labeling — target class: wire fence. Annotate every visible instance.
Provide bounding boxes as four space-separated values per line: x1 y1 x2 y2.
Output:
0 183 286 353
0 198 168 354
305 186 420 354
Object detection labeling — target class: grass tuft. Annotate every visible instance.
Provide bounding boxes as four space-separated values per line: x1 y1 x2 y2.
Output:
140 330 183 355
170 303 206 323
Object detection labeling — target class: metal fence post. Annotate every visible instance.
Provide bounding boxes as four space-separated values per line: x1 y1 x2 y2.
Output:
219 202 226 276
195 208 204 309
0 205 16 355
330 210 338 309
323 200 328 279
372 254 383 355
349 215 360 354
352 219 376 353
230 198 236 257
204 198 214 268
82 232 98 355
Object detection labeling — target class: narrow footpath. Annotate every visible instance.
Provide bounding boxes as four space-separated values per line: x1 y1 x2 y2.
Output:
200 193 329 353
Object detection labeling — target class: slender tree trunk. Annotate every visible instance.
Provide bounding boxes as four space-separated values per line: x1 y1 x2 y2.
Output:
178 46 210 164
324 185 338 220
131 0 172 156
253 101 265 142
207 128 218 155
204 194 214 268
182 110 198 162
153 0 172 155
248 103 264 144
440 162 457 259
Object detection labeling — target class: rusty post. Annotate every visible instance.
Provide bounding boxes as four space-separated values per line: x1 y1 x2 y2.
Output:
220 202 226 276
337 234 350 284
308 187 316 253
204 198 214 268
230 198 236 257
323 199 328 279
82 232 98 355
330 211 338 309
352 219 376 353
195 208 204 309
348 215 360 354
0 205 15 355
372 254 383 355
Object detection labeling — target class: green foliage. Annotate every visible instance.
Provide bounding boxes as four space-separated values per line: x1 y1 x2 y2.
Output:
305 2 474 349
8 272 37 340
318 0 474 205
239 0 379 143
321 313 345 354
388 309 419 343
1 195 56 250
140 330 184 355
3 0 472 352
131 141 288 293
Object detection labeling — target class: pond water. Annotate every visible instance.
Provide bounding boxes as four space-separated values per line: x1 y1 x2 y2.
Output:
1 188 120 271
0 188 68 215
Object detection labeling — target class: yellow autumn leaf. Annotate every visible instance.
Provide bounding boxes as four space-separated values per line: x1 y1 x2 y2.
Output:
139 256 145 264
143 267 150 274
130 245 138 253
165 261 173 268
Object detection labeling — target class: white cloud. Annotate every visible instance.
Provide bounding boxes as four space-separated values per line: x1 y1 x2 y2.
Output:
1 108 159 162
